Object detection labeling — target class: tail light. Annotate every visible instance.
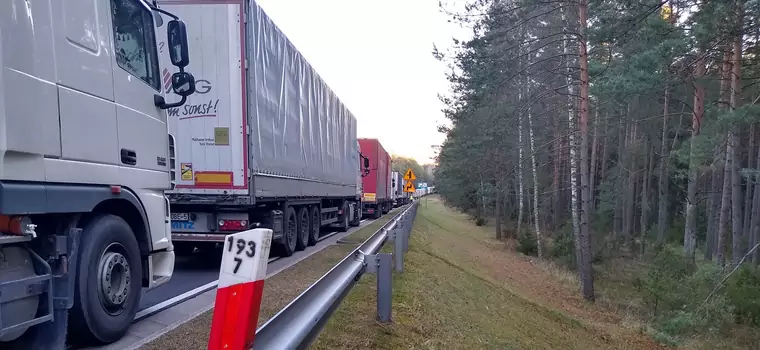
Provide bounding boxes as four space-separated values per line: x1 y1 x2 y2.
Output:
218 219 248 231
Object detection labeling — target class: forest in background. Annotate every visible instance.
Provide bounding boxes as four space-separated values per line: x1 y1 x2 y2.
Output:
391 155 434 184
433 0 760 346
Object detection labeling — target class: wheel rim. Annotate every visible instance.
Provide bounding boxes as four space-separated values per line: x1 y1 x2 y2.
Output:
97 242 131 316
288 213 297 250
299 211 308 245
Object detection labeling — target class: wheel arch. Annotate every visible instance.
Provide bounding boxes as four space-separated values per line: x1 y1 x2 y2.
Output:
87 198 151 256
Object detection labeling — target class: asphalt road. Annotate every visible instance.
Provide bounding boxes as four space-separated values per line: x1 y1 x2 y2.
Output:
136 222 367 313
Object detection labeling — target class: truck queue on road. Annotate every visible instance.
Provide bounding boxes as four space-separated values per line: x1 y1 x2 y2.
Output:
0 0 419 349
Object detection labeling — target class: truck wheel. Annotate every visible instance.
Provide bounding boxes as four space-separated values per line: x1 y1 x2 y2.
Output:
281 207 297 257
296 207 309 251
69 214 142 345
349 203 361 227
337 202 349 232
308 206 320 246
373 206 382 219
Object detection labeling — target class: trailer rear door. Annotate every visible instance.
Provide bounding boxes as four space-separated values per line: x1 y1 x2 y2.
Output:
159 0 248 195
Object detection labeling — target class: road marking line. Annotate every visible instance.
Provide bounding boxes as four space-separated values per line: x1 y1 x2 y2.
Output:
134 255 281 322
135 280 219 321
122 211 401 349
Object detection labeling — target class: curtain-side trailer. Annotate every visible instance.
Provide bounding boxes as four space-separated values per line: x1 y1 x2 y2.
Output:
159 0 367 257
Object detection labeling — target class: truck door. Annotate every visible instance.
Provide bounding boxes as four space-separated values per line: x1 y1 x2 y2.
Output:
51 0 119 167
110 0 170 182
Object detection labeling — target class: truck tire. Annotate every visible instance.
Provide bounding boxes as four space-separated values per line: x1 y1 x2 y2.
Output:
337 202 349 232
296 207 309 251
281 207 297 257
308 206 320 246
69 214 142 345
349 202 361 227
373 205 382 219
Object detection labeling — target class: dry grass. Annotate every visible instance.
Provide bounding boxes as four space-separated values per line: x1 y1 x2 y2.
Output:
312 197 664 350
142 215 396 350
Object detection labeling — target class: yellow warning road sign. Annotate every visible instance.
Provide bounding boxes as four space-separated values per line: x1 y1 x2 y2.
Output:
403 168 416 181
403 181 415 193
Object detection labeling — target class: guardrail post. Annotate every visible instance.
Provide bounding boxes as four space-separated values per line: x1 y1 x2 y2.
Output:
376 253 393 322
208 228 273 350
393 224 404 273
364 252 393 323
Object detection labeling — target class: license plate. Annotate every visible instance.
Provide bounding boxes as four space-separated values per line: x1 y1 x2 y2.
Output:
171 213 189 221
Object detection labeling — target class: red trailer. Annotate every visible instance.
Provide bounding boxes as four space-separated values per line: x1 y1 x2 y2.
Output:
359 138 393 218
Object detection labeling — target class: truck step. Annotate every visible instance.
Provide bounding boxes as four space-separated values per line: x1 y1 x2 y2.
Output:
0 233 32 245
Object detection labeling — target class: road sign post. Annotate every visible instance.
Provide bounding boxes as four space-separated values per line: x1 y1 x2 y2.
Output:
208 228 273 350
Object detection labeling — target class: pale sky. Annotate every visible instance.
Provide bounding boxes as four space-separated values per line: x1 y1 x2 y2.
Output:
255 0 471 165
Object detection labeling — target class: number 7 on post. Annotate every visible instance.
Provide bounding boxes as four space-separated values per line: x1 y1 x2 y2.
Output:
208 228 273 350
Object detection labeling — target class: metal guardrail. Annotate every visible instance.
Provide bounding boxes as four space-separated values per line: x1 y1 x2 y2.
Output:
253 201 420 349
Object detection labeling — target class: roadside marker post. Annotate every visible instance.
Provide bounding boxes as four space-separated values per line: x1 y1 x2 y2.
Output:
208 228 273 350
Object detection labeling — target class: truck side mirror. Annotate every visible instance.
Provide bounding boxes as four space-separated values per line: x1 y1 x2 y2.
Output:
167 20 190 68
172 72 196 97
363 158 370 169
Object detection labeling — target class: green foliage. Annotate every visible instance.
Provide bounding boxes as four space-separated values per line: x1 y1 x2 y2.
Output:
391 155 431 185
433 0 760 345
725 267 760 325
516 231 538 256
550 231 576 269
634 248 737 343
634 247 693 314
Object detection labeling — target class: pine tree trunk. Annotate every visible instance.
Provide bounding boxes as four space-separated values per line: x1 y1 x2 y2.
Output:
718 143 733 266
517 86 525 238
752 138 760 266
578 0 595 301
684 56 705 261
730 25 744 264
625 119 637 244
706 160 723 261
590 108 599 207
641 145 653 257
614 121 625 243
657 87 670 244
598 113 610 210
743 125 755 240
527 83 542 258
562 6 581 268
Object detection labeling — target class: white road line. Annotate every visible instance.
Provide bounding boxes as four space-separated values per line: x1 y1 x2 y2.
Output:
122 207 410 349
138 211 394 320
134 280 219 321
134 255 281 321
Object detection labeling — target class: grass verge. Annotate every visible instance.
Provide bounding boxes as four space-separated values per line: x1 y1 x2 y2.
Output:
311 197 664 350
141 213 397 350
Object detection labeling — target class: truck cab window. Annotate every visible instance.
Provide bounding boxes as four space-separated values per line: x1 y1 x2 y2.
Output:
111 0 160 90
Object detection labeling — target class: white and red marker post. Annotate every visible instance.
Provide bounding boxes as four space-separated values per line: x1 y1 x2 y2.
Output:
208 228 273 350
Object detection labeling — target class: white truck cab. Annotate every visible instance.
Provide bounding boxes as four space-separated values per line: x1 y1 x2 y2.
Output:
0 0 196 347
